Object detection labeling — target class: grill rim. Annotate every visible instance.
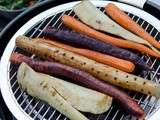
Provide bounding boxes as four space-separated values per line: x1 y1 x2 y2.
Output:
1 1 160 120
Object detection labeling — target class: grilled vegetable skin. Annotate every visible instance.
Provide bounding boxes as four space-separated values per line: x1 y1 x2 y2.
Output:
73 0 151 47
43 27 149 71
105 3 160 53
11 53 144 118
16 36 160 98
18 62 112 114
17 63 89 120
35 39 135 73
61 15 160 58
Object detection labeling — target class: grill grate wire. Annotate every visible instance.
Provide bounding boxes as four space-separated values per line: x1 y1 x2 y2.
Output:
7 8 160 120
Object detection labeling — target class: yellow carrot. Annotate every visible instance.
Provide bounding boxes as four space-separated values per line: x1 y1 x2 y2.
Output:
36 39 135 72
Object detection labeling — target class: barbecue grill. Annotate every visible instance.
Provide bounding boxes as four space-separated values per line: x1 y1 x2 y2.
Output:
1 1 160 120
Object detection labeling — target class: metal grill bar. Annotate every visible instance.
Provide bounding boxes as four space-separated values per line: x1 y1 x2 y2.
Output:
17 91 24 101
104 106 113 120
112 110 119 120
120 115 125 120
8 6 160 120
148 101 157 114
33 104 45 119
28 101 40 115
24 98 34 111
13 86 20 95
64 117 67 120
30 19 47 38
36 14 59 37
10 72 17 82
97 113 102 120
20 94 29 106
48 110 57 120
151 66 160 80
40 107 51 120
9 65 16 73
56 114 63 120
143 97 152 109
11 79 18 88
49 11 66 28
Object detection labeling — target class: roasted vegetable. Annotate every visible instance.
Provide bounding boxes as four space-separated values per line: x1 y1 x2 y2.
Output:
73 1 152 47
18 62 112 114
17 63 89 120
61 15 160 59
43 27 149 71
35 39 135 73
105 3 160 54
11 53 144 118
16 36 160 99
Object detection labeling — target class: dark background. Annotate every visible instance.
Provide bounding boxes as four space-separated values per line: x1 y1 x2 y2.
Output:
0 0 159 120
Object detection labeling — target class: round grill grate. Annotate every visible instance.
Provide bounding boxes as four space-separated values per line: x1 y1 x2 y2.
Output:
1 1 160 120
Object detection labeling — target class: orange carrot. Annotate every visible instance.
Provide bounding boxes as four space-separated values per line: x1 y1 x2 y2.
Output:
61 15 160 58
36 39 135 73
105 3 160 50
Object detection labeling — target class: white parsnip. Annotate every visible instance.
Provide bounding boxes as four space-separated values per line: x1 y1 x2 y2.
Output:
16 36 160 98
18 63 112 114
17 63 89 120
